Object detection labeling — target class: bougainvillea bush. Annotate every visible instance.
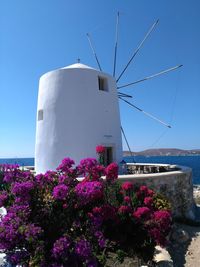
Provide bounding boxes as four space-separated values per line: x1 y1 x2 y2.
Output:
0 157 172 266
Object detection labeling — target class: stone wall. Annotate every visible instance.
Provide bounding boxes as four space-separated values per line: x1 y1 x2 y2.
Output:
118 165 195 221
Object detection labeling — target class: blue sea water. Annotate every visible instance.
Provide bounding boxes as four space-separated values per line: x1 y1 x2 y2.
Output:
0 156 200 184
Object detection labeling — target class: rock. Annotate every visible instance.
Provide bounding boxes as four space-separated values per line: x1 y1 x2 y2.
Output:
154 246 173 267
171 229 190 243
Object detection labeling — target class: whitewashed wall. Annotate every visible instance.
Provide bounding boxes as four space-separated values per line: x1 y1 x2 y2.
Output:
35 63 122 173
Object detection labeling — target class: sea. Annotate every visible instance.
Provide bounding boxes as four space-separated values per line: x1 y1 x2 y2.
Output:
0 156 200 185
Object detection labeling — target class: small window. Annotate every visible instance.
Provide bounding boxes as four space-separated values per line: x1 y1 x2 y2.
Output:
98 76 108 91
38 109 43 121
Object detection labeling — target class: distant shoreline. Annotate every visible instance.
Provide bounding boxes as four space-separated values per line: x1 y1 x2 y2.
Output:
123 148 200 157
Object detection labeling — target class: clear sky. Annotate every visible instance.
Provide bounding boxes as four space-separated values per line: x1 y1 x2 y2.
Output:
0 0 200 158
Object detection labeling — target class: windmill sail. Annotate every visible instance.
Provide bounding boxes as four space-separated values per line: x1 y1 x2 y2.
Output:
119 97 171 128
118 65 183 89
116 19 159 83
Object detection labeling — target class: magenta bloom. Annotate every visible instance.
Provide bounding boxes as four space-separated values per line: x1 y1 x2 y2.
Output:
147 189 155 197
118 205 131 214
53 184 69 200
124 196 131 203
121 182 133 191
154 210 172 228
78 158 105 181
140 185 148 193
144 197 153 207
96 145 105 154
149 228 166 246
75 181 103 205
133 207 151 219
105 162 118 181
56 157 75 172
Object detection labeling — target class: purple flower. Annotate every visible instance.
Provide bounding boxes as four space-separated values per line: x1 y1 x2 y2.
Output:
0 205 30 250
44 170 57 182
75 239 92 259
75 181 103 205
24 224 42 242
11 181 34 198
52 236 71 259
7 250 29 265
56 158 75 172
94 231 107 248
53 184 69 200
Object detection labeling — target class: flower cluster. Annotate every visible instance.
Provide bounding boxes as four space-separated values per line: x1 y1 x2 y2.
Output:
95 145 105 154
0 157 172 266
52 184 69 200
78 158 105 181
105 162 118 181
75 181 103 205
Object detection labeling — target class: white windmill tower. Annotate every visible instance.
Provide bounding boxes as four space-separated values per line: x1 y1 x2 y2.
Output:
35 13 182 174
35 61 123 174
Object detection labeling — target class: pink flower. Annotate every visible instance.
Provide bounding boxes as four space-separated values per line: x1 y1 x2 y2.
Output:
154 210 171 229
118 205 131 214
149 228 166 246
124 196 131 203
133 207 151 219
92 207 103 214
144 197 153 207
140 185 148 193
105 163 118 181
96 145 105 154
147 189 154 196
121 182 133 191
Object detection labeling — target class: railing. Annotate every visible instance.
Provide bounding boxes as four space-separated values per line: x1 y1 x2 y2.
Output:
125 163 180 175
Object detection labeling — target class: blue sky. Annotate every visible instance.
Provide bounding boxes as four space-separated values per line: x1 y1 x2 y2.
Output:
0 0 200 158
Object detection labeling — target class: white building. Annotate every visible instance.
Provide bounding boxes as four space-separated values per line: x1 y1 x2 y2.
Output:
35 63 122 173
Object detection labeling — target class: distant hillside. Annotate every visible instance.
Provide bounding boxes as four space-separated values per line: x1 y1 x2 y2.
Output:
123 148 200 157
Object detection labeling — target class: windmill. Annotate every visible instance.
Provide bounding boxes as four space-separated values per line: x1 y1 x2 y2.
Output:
35 13 182 174
86 12 182 158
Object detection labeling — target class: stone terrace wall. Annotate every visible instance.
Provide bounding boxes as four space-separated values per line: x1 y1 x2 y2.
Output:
118 165 195 221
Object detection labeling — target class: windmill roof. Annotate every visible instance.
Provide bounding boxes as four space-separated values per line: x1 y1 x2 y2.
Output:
61 63 96 70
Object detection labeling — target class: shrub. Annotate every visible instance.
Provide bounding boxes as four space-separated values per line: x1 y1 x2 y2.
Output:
0 158 172 266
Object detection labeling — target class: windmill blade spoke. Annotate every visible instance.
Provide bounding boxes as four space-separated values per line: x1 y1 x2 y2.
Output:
117 64 183 89
119 97 171 128
113 12 120 77
118 92 133 98
120 126 135 161
86 33 102 71
116 19 159 83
